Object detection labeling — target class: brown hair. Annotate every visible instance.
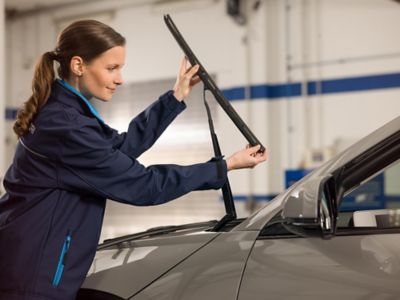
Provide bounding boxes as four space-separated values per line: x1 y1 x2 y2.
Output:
13 20 126 138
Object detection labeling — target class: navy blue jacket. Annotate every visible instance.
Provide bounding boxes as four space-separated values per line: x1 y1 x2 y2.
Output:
0 80 227 300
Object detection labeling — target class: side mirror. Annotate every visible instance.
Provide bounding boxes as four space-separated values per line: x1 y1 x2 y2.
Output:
281 175 336 238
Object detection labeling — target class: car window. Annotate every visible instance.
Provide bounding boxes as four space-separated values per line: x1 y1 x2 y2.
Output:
337 159 400 231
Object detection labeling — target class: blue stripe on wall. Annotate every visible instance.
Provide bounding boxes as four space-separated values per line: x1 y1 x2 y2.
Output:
307 73 400 95
222 87 245 101
5 72 400 120
222 72 400 101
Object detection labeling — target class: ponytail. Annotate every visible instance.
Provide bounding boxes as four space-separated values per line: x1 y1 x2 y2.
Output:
13 51 56 138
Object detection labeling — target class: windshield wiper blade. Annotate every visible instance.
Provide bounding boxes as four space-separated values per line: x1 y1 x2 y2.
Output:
164 14 265 152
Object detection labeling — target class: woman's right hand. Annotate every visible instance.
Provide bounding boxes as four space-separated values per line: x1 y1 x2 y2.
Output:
226 145 267 171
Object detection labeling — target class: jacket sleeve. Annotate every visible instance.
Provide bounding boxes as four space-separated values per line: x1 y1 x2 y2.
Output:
56 121 227 205
109 90 186 158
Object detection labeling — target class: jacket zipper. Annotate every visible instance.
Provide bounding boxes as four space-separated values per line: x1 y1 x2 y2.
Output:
52 232 72 287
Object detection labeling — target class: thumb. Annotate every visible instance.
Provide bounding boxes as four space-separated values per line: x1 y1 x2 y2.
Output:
247 144 261 154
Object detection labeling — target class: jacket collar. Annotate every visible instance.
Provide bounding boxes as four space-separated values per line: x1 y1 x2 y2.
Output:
52 79 105 123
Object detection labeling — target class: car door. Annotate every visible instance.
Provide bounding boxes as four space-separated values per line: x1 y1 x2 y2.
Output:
238 194 400 299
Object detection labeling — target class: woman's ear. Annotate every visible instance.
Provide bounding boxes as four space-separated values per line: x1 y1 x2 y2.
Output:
70 56 84 77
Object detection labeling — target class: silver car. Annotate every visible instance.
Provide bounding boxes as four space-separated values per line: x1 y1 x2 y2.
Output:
78 115 400 300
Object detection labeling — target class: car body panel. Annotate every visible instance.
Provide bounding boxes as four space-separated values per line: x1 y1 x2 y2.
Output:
131 231 259 300
238 233 400 300
82 231 219 299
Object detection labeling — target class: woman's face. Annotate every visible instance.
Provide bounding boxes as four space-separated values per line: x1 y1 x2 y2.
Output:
79 46 125 101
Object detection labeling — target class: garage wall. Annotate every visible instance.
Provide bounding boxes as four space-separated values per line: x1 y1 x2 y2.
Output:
3 0 400 237
285 0 400 167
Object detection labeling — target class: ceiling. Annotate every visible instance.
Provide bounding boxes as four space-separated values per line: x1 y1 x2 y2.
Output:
5 0 90 13
4 0 191 16
4 0 190 12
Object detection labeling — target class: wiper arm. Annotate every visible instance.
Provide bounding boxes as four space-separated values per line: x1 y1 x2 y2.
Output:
202 88 237 231
98 220 218 250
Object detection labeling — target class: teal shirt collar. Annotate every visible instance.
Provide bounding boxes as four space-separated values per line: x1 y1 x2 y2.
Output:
56 79 105 124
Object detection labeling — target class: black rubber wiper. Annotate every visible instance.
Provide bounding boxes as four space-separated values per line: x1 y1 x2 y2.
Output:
98 220 218 250
164 14 265 151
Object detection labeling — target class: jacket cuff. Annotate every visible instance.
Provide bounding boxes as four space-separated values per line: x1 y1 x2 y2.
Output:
164 90 186 113
208 156 227 180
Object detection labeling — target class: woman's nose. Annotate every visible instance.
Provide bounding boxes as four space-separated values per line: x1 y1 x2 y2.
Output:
115 72 124 85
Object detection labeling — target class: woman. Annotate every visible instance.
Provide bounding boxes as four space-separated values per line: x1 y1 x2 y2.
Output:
0 20 266 300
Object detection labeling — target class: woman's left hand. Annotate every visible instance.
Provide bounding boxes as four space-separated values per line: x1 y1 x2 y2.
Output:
173 57 201 101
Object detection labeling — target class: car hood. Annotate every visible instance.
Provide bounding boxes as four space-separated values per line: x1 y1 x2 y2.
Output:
82 230 220 299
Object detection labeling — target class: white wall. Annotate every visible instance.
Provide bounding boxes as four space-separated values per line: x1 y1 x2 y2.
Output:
273 0 400 189
3 0 400 219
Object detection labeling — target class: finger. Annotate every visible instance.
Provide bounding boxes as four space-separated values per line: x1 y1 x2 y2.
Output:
255 151 268 163
179 57 187 76
186 64 199 77
255 152 265 158
256 148 267 157
190 76 201 86
247 144 261 154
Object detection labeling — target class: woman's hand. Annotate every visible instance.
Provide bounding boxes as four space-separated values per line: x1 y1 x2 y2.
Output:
226 145 267 171
173 57 201 101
